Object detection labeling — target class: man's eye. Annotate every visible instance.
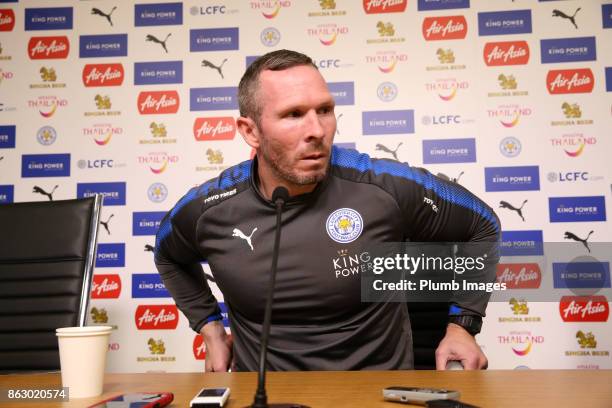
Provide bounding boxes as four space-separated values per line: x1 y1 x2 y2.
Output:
288 111 302 118
318 106 333 115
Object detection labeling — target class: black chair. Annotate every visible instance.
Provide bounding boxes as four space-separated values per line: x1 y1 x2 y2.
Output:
408 302 448 370
0 195 103 373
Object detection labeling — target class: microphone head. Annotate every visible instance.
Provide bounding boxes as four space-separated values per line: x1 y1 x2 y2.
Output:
271 186 289 205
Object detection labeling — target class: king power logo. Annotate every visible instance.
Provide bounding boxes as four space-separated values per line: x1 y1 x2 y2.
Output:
135 305 179 330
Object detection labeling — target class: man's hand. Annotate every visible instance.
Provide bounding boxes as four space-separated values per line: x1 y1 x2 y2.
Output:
200 320 233 372
435 323 487 370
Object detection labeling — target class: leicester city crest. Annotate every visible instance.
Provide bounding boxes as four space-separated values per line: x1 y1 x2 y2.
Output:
326 208 363 244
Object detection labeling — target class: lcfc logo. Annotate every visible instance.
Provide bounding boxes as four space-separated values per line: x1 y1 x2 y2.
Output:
326 208 363 244
148 182 168 203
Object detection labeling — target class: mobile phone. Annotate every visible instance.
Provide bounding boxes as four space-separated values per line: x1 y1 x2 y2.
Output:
383 386 460 405
426 399 480 408
88 392 173 408
190 387 230 408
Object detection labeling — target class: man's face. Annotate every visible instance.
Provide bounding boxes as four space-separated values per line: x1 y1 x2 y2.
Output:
254 65 336 188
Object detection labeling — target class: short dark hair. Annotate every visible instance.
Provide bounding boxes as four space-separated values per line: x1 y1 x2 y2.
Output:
238 49 317 122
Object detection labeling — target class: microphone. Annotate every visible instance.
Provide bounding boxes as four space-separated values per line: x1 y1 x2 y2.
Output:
248 187 308 408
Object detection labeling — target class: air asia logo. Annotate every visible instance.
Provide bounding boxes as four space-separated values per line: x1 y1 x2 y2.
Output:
552 7 581 29
500 230 544 257
560 296 609 322
193 334 206 360
375 142 402 161
28 96 67 118
540 37 596 64
232 227 258 251
100 214 114 235
85 94 121 117
0 9 15 31
30 66 66 89
551 102 593 126
377 82 398 102
91 274 121 299
483 41 529 66
308 23 348 46
549 196 606 223
363 0 407 14
77 182 126 206
138 91 179 114
422 16 467 41
28 36 70 59
487 104 532 128
0 125 15 148
250 0 292 19
135 305 179 330
553 262 611 289
496 263 542 289
190 87 238 111
485 166 540 192
566 331 609 357
140 122 177 145
135 2 183 26
83 64 124 87
91 6 117 26
138 152 179 174
22 154 71 178
83 124 123 146
426 48 466 71
148 182 168 203
260 27 281 47
365 50 408 73
499 137 521 158
549 133 597 157
202 58 227 79
498 330 544 356
79 34 128 58
0 185 14 204
36 126 57 146
564 230 594 252
488 73 528 97
425 78 469 101
367 21 405 44
478 10 532 36
96 243 125 268
32 184 58 201
133 211 166 236
362 110 415 135
498 298 541 323
190 27 239 52
145 33 172 53
332 250 374 279
193 117 236 141
308 0 347 17
132 274 170 298
326 208 364 244
499 200 527 222
422 138 476 164
546 69 594 94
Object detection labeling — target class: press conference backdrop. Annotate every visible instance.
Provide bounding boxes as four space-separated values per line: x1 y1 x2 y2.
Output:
0 0 611 372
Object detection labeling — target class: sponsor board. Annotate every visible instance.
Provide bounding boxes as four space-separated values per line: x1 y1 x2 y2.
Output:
500 230 544 257
96 243 125 268
30 66 66 89
77 158 126 170
549 196 606 223
21 154 70 177
77 182 126 206
604 4 612 29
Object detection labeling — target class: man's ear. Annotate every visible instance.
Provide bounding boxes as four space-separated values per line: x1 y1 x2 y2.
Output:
236 116 260 149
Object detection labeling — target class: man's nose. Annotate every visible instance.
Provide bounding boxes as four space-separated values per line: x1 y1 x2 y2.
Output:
304 110 325 140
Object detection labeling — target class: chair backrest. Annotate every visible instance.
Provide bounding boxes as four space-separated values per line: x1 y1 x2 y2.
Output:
0 196 102 372
408 302 448 370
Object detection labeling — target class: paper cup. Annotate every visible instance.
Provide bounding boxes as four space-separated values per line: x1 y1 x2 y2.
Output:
56 326 113 398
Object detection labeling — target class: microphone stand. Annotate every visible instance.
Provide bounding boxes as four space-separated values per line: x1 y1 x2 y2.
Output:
247 187 308 408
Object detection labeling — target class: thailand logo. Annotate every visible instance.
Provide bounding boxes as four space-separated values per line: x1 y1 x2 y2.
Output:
138 152 179 174
560 296 609 322
28 36 70 59
367 21 405 44
488 74 528 97
260 27 281 47
28 96 68 118
82 63 124 87
0 8 15 31
84 124 122 146
365 50 408 73
148 182 168 203
251 0 292 19
497 330 544 356
193 117 236 141
326 208 364 244
546 68 594 94
362 0 407 14
36 126 57 146
496 263 542 289
91 274 121 299
483 41 529 66
487 104 532 128
308 23 348 46
91 6 117 27
425 78 469 101
499 137 521 158
138 91 180 114
377 82 398 102
308 0 347 17
549 133 597 157
422 16 468 41
135 305 179 330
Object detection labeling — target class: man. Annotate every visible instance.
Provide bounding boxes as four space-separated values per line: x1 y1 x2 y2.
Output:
154 49 500 372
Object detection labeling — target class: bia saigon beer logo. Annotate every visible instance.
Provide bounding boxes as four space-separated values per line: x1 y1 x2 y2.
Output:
326 208 364 244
